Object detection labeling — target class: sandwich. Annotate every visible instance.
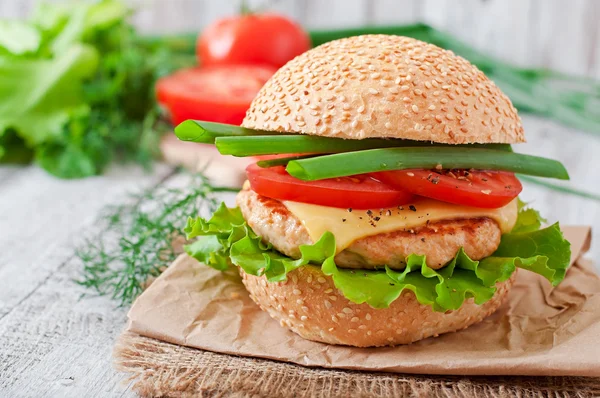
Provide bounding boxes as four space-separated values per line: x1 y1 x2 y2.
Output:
175 35 571 347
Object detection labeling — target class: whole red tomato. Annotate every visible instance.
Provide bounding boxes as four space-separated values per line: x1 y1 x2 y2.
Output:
197 13 311 68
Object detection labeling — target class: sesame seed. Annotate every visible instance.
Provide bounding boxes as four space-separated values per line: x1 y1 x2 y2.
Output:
407 172 414 177
291 275 298 283
351 317 359 323
296 299 304 305
428 105 436 111
337 313 346 319
400 85 410 91
324 288 333 294
300 316 308 321
348 329 357 334
481 189 492 195
368 88 379 95
385 122 392 129
307 276 313 283
342 307 353 314
317 277 327 284
351 120 359 128
332 316 338 322
293 289 302 295
329 296 337 301
324 300 332 309
358 325 367 330
411 105 419 113
365 313 372 320
357 105 365 113
389 87 399 94
302 306 308 312
328 327 334 332
387 337 394 342
367 331 372 336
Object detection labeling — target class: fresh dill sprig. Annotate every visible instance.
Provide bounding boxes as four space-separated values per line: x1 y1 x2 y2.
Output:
75 172 237 305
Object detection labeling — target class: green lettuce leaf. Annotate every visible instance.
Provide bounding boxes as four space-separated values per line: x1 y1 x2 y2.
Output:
0 0 190 177
512 199 546 233
0 44 98 146
184 202 571 312
0 20 41 56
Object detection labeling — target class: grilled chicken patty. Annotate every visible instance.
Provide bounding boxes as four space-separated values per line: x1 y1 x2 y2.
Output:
237 189 502 270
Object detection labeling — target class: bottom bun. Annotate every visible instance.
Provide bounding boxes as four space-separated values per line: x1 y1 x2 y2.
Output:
241 266 515 347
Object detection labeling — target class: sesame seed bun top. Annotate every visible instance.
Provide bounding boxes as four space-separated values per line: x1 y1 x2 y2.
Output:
242 35 525 144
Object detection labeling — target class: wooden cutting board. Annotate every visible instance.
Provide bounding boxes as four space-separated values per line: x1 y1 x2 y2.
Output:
160 133 252 187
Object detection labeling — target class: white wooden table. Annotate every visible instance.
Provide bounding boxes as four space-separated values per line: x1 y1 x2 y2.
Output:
0 115 598 397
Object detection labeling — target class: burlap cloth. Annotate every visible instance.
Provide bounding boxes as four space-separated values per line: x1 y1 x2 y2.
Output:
114 331 599 397
113 226 599 397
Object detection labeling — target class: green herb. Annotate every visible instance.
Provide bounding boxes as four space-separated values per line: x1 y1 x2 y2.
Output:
214 135 512 156
175 120 280 144
177 121 513 155
75 172 237 305
285 147 570 181
257 154 319 168
185 201 570 311
0 0 195 178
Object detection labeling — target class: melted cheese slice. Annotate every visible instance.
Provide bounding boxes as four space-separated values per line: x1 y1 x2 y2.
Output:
282 198 518 253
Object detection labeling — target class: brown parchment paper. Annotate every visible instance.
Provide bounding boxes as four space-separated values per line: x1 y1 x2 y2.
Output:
127 226 597 377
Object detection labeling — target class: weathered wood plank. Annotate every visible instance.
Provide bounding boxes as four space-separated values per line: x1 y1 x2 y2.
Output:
0 250 134 397
303 0 367 29
2 0 599 76
0 165 26 186
368 0 423 24
0 164 174 319
0 171 224 398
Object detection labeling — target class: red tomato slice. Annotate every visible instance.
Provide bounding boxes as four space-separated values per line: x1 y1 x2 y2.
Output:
373 169 522 209
246 163 413 209
156 65 276 125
